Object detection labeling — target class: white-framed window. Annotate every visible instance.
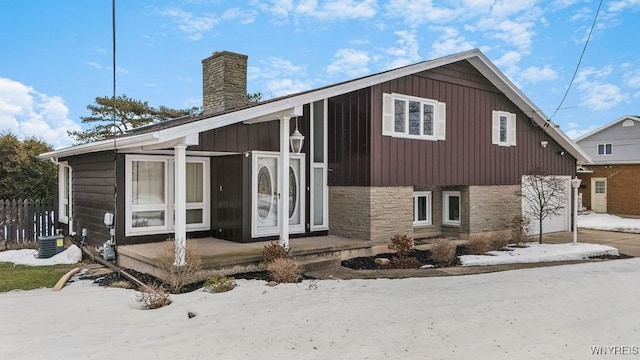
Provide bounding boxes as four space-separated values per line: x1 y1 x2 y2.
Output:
413 191 432 226
311 99 329 231
597 143 612 155
382 93 446 141
443 191 461 226
58 163 72 224
492 110 517 146
125 155 210 236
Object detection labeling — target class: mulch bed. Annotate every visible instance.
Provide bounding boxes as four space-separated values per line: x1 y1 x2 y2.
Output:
341 245 472 270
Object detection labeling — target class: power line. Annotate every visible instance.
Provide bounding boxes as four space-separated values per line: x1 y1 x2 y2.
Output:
549 0 603 120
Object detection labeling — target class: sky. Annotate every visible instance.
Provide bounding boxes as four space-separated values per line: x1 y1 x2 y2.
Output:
1 0 639 150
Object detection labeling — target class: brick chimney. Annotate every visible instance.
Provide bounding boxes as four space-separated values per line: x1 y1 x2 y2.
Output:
202 51 248 113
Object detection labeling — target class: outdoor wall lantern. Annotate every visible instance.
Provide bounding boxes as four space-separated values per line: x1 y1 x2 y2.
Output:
570 177 582 245
290 117 305 154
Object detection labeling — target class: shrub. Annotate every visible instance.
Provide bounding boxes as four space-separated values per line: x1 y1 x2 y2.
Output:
262 241 290 263
511 215 531 246
467 234 491 255
430 238 457 266
136 284 171 310
203 275 236 293
154 239 203 294
388 234 414 257
489 232 510 251
266 257 302 283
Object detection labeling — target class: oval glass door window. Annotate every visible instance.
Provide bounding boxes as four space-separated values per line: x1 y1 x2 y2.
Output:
289 166 297 219
257 165 273 222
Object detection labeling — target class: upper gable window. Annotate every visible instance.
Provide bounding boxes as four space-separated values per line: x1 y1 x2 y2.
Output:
492 110 517 147
597 143 612 156
382 93 446 141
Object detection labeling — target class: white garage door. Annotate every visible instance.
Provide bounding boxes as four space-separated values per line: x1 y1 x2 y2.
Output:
522 175 571 235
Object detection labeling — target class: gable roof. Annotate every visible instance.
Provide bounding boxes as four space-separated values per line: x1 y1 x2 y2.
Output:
39 48 590 164
575 115 640 142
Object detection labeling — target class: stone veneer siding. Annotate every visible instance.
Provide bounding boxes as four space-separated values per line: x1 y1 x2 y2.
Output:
468 185 521 233
202 51 248 112
329 186 413 243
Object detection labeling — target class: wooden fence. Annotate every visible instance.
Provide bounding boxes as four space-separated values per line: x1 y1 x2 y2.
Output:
0 199 58 244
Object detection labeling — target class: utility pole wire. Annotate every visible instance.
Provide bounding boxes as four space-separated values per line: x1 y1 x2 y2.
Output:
549 0 603 120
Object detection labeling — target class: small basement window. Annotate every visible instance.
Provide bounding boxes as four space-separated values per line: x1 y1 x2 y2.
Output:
413 191 432 226
443 191 461 226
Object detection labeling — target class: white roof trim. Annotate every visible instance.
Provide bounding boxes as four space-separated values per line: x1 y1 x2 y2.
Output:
575 115 640 142
40 48 590 164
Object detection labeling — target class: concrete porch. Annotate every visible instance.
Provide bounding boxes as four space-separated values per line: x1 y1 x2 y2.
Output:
117 235 377 281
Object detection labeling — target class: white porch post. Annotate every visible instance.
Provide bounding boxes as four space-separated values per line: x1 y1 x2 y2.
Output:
279 116 290 249
174 144 187 266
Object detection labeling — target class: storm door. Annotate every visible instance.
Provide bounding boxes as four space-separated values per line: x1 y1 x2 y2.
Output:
252 151 305 237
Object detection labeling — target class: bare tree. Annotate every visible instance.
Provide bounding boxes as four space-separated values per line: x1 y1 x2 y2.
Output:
520 167 568 244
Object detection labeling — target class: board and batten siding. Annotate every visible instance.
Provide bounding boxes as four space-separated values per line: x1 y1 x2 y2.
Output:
65 151 116 246
327 89 371 186
368 60 575 187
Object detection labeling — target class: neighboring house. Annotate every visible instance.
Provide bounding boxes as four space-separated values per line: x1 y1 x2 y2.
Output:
576 115 640 216
40 49 590 253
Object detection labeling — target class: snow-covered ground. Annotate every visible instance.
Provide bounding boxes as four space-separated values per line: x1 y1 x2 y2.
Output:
0 244 82 266
1 259 639 360
460 242 619 266
578 213 640 233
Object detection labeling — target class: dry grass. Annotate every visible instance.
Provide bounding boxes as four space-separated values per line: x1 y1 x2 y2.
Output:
154 239 203 294
262 241 290 263
136 283 171 310
511 215 531 246
203 275 237 293
489 232 510 250
388 234 414 257
108 280 134 289
388 256 422 269
467 234 491 255
266 257 302 283
430 238 457 266
1 240 37 251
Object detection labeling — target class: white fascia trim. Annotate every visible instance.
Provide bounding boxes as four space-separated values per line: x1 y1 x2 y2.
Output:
38 132 159 160
588 160 640 165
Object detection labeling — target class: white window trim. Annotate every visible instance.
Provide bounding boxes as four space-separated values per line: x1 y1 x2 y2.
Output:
596 143 612 156
310 99 329 231
251 151 306 237
382 93 446 141
413 191 432 226
492 110 517 147
443 191 461 226
58 163 72 224
125 154 210 236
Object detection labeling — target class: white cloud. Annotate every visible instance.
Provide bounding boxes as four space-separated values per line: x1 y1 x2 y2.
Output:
0 78 80 149
607 0 640 13
520 65 559 83
385 30 421 68
326 49 371 78
624 69 640 88
264 78 313 97
429 27 475 58
385 0 463 26
295 0 377 19
575 67 628 111
159 7 218 41
564 122 598 139
493 51 521 68
222 8 257 24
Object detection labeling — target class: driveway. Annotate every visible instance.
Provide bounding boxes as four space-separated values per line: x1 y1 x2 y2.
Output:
542 229 640 257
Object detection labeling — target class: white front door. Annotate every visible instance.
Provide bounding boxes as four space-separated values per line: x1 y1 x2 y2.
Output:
252 151 305 237
591 178 607 213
